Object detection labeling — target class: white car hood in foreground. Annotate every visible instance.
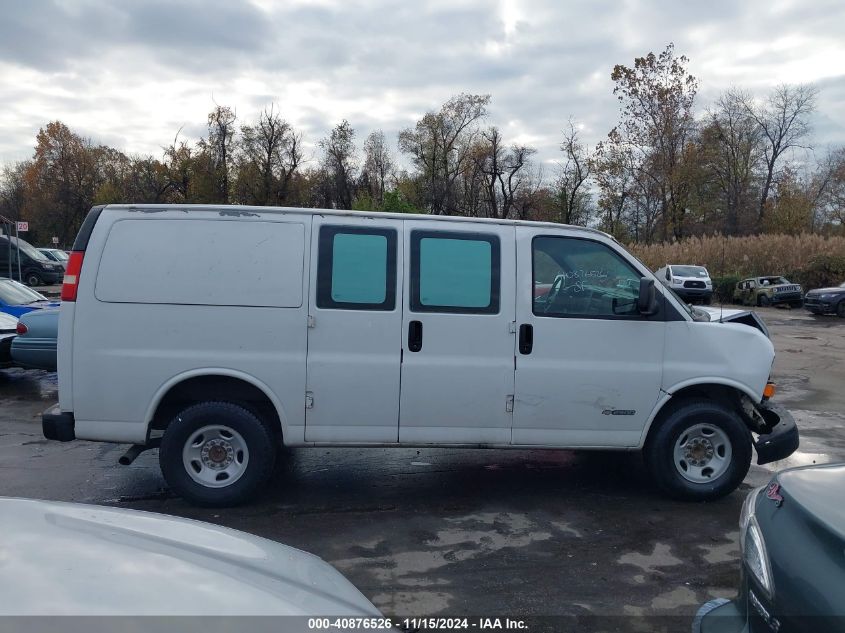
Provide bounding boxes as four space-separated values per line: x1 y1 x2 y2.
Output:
0 498 380 616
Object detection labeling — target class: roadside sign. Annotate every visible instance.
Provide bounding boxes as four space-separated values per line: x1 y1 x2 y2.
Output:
16 221 28 232
52 236 59 245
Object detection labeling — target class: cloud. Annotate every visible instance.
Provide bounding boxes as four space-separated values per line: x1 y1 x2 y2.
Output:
0 0 844 168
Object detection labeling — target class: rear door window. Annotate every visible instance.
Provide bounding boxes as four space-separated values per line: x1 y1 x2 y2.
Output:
316 226 397 310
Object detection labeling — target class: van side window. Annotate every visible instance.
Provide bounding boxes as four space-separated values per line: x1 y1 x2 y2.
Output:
317 226 397 310
410 230 500 314
533 236 643 318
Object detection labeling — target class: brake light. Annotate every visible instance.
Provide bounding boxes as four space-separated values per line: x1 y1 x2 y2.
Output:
16 322 27 335
61 251 85 302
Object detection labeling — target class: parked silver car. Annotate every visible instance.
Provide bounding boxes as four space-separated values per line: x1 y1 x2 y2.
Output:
10 308 57 371
0 497 382 617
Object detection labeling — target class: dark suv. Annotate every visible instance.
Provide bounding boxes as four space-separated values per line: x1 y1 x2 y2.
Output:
0 235 65 286
804 282 845 317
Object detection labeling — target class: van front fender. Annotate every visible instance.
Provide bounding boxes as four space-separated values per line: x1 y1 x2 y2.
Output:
638 377 763 448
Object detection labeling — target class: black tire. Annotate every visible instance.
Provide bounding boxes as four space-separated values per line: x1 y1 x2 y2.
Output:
159 401 277 507
757 295 770 307
838 301 845 318
644 399 752 501
25 272 42 286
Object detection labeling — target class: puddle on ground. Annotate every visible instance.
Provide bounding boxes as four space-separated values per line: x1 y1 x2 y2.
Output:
0 368 57 401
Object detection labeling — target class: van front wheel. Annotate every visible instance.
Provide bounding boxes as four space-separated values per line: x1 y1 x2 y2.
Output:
644 399 751 501
159 401 276 507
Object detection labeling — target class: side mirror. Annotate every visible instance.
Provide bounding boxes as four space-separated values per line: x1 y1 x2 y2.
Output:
637 278 659 316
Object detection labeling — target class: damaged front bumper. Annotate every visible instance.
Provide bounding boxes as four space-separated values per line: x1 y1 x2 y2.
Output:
752 401 799 465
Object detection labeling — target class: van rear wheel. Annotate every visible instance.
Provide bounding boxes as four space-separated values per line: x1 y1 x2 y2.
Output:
159 401 276 507
644 399 751 501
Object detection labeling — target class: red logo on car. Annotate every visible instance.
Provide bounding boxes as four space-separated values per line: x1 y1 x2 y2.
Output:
766 482 783 507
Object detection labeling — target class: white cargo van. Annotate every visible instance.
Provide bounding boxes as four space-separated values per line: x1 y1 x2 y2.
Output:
43 205 798 506
655 264 713 305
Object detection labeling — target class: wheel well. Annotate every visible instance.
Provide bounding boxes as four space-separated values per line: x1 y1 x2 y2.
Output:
647 384 746 442
149 375 283 445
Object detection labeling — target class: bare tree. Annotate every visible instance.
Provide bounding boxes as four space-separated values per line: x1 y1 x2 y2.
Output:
319 120 357 209
204 105 237 203
701 89 762 234
238 104 302 205
362 130 394 206
474 127 535 219
555 119 592 225
399 93 490 214
743 84 818 222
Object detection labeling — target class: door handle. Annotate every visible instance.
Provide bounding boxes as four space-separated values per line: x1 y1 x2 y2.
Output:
408 320 423 352
518 324 533 355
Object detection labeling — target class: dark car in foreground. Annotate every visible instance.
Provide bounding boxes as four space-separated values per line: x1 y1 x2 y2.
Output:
803 281 845 317
693 462 845 632
10 308 57 371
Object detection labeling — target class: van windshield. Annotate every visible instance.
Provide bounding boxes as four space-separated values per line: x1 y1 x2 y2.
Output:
670 265 708 277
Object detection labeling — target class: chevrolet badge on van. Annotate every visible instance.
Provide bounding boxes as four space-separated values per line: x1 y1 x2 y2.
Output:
42 205 798 506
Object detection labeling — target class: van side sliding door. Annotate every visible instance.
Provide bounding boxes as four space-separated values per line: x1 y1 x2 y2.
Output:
305 216 404 443
398 222 516 444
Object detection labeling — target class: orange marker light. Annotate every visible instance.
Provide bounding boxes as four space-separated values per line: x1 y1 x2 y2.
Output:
763 383 776 399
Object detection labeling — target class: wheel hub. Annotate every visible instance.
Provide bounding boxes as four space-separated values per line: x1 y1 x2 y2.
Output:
684 437 714 466
201 439 234 469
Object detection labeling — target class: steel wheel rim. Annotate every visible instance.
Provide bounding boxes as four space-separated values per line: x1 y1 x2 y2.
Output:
182 424 249 488
673 423 732 483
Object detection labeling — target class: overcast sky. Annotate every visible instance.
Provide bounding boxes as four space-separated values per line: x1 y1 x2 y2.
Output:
1 0 844 170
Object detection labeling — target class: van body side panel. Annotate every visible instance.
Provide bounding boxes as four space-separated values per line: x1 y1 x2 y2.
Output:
398 222 516 444
71 209 309 443
304 216 404 443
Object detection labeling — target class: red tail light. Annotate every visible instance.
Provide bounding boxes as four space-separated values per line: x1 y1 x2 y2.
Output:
61 251 85 302
16 322 28 335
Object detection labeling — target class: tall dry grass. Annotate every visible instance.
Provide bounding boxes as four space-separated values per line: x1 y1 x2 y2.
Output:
629 234 845 277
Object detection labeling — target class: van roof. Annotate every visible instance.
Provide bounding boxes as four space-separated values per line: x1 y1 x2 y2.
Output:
100 204 613 239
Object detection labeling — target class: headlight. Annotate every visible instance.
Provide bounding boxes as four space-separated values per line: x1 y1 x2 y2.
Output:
673 279 683 285
820 293 835 300
739 486 774 597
